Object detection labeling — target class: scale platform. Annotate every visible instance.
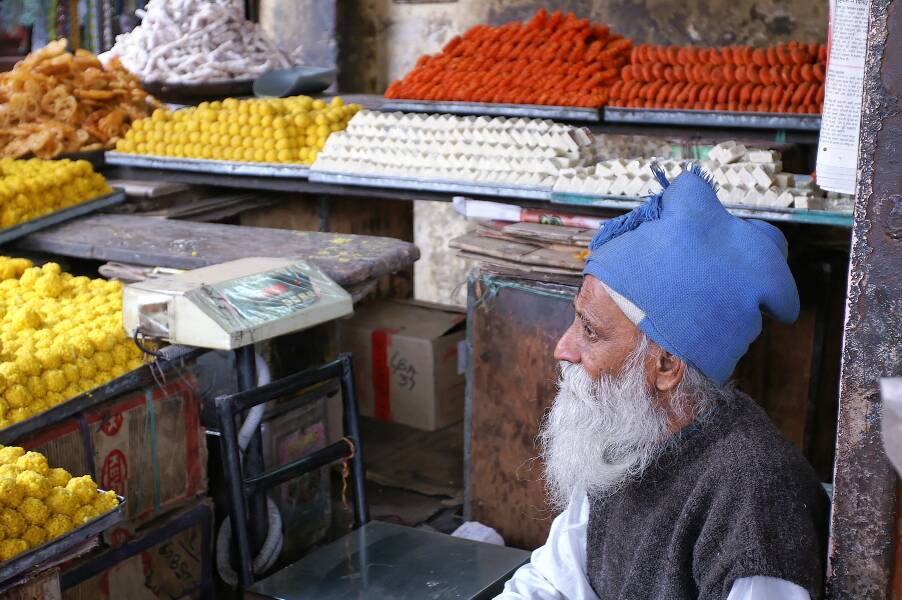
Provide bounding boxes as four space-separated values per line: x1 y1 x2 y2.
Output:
123 257 352 350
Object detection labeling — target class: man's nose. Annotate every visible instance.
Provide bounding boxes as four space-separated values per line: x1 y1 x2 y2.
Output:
554 323 580 364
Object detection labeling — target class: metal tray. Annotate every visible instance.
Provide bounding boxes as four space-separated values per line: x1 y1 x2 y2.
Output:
309 170 551 200
551 192 853 227
0 190 126 246
105 153 310 179
0 496 125 585
382 99 602 122
604 107 821 131
142 78 255 104
0 346 203 445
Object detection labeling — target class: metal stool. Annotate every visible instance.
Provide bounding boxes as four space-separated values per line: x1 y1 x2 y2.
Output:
216 353 530 599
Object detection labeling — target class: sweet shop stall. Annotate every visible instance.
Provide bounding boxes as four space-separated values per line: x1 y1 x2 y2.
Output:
0 0 899 599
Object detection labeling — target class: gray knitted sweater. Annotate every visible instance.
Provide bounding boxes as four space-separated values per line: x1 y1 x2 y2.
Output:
586 391 829 600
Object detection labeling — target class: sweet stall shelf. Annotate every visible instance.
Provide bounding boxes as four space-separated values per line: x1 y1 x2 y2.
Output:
99 162 852 230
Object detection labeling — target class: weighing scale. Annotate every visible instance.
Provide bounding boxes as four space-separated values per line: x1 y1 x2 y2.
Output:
122 257 352 349
122 257 353 578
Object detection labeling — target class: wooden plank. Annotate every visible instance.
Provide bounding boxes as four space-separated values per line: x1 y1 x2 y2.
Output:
450 233 539 261
12 214 419 287
501 222 593 245
526 247 586 271
453 233 584 272
456 252 580 277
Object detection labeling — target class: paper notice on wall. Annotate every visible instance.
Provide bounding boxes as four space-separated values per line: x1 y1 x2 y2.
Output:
815 0 870 194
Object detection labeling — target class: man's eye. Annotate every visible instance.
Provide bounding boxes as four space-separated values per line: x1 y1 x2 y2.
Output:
583 323 598 340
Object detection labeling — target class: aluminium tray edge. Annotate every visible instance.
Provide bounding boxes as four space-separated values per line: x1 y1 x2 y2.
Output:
0 496 126 584
603 107 821 131
309 170 552 200
382 99 602 122
0 346 203 445
0 190 126 246
551 192 853 227
106 152 311 179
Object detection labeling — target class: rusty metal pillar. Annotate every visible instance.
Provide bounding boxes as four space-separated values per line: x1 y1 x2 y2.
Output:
827 0 902 597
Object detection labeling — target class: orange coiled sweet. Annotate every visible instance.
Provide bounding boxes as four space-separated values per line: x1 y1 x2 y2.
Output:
384 9 631 107
618 41 826 114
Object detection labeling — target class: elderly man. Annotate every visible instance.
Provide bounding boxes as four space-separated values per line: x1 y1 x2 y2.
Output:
497 166 829 600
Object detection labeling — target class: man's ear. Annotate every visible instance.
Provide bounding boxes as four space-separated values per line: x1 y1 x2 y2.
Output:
654 350 685 393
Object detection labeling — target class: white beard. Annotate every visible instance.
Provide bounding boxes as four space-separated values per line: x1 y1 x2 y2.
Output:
539 351 674 511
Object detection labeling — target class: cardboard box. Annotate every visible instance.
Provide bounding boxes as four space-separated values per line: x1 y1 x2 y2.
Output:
18 375 207 544
60 500 212 600
341 300 467 431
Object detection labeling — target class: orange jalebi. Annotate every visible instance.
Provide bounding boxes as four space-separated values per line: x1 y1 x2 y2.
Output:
0 39 159 158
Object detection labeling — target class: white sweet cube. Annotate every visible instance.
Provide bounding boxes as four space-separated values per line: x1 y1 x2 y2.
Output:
751 165 775 188
725 167 745 188
712 168 730 187
609 176 630 196
592 176 615 195
774 173 795 188
610 159 629 176
747 149 782 163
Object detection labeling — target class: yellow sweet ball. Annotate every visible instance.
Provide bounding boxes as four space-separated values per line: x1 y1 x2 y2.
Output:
34 273 63 298
46 487 78 517
72 504 98 526
21 525 46 549
16 471 50 499
46 392 66 407
18 268 40 289
0 465 20 479
40 262 61 276
46 467 70 488
9 307 41 330
0 539 27 561
15 452 48 476
66 476 97 504
0 508 25 537
0 447 24 465
15 355 40 377
42 370 66 393
25 376 46 400
0 477 23 507
8 409 29 425
76 358 96 380
45 513 73 538
19 497 49 525
62 363 79 384
92 490 119 514
71 335 95 358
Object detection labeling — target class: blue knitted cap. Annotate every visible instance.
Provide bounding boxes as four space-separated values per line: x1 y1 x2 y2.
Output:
583 165 799 385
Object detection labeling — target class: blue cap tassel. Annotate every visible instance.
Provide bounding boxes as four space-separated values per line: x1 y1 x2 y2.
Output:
588 162 720 251
589 162 670 250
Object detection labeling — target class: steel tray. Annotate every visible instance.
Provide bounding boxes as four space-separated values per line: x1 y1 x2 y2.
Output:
603 107 821 131
0 190 126 246
0 346 203 445
382 99 602 122
309 170 551 200
0 496 125 585
105 153 310 179
142 78 255 104
551 192 852 227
